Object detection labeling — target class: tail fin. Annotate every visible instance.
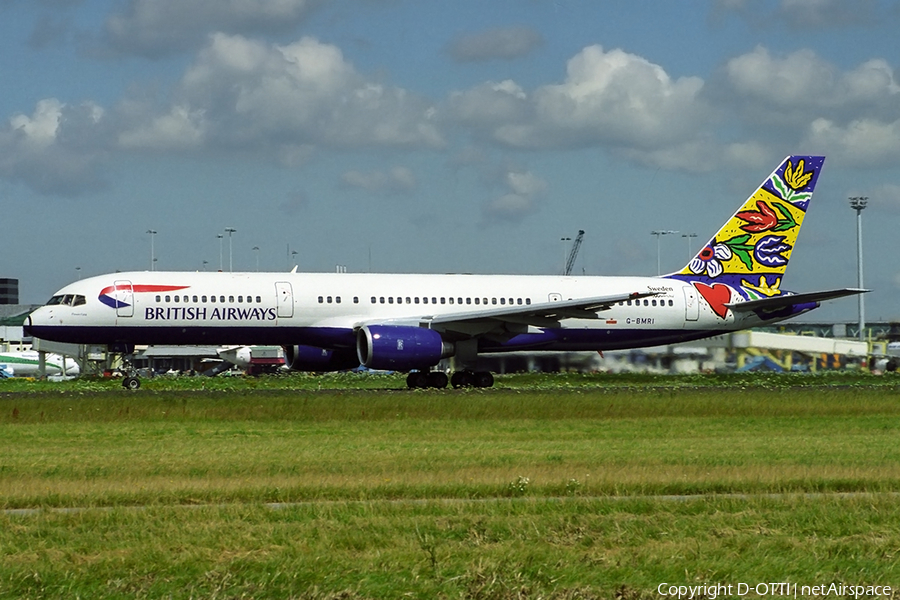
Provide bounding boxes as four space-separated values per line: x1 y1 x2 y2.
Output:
665 155 824 300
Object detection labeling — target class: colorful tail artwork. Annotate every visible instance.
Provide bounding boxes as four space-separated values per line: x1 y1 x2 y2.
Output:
665 155 825 309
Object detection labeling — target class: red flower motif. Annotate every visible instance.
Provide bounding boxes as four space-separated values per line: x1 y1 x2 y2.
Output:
736 201 778 233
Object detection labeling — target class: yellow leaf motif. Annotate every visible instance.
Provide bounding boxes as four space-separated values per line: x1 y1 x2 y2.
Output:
742 276 782 297
784 159 813 191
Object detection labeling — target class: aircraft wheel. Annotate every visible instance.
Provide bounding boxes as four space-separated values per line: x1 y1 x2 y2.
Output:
426 371 448 389
122 376 141 390
406 371 428 389
474 371 494 388
451 371 474 388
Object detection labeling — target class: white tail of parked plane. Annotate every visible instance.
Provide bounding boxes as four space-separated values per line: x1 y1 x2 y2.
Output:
25 155 864 389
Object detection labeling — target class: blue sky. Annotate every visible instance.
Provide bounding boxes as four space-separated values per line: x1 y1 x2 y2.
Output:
1 0 899 323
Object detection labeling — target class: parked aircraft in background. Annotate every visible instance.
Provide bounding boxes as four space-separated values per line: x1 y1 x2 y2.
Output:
0 350 79 378
24 155 863 389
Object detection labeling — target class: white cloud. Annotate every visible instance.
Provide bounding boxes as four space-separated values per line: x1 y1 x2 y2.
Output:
0 98 108 195
804 117 900 166
451 45 707 154
118 105 206 150
121 34 443 153
725 47 899 110
446 26 543 62
483 168 547 224
341 166 417 195
8 98 64 147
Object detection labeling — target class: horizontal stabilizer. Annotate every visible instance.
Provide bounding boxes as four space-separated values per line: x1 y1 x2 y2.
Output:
726 288 868 313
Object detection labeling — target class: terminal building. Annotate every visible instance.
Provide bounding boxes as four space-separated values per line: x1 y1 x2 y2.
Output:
0 278 19 304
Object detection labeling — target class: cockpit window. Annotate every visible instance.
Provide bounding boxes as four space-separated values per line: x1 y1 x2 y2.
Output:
45 294 86 307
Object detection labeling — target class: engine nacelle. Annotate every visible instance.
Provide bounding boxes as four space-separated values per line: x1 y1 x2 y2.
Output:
356 325 454 371
283 345 360 372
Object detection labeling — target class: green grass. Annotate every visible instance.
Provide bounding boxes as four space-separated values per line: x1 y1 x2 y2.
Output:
2 373 900 597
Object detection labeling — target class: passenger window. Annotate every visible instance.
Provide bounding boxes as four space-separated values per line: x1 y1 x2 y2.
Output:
174 296 180 302
466 298 471 305
353 297 358 304
210 296 216 303
380 297 385 304
165 295 171 302
492 298 497 305
440 297 445 304
475 298 480 305
651 299 657 306
371 297 377 304
643 299 649 306
423 297 428 304
406 297 411 304
414 297 420 304
526 298 531 305
238 296 243 303
500 298 506 305
193 295 198 302
202 296 207 302
156 295 161 302
517 298 522 305
327 296 332 304
336 297 341 304
448 297 454 304
318 296 323 303
256 296 262 303
389 297 394 304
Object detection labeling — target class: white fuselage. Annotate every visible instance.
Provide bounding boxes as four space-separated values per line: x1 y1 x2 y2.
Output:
0 351 79 377
24 270 774 354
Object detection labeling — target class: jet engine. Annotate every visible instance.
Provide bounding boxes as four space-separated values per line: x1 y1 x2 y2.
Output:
283 344 360 372
356 325 454 371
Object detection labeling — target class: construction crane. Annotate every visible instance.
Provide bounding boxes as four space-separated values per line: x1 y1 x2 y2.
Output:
564 230 584 276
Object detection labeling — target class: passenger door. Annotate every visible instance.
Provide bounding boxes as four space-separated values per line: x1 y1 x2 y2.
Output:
683 286 699 321
115 280 133 318
276 282 293 318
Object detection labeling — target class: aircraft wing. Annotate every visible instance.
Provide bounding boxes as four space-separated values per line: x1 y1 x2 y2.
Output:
726 288 868 313
362 290 661 338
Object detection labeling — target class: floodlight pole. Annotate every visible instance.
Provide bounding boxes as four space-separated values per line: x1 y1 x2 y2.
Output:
849 197 867 342
651 230 678 276
682 233 697 262
147 230 157 271
225 228 237 272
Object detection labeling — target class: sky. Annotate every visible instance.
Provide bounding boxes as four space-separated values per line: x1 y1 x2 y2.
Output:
1 0 899 323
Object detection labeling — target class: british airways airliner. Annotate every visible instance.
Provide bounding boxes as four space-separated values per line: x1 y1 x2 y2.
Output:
25 155 863 389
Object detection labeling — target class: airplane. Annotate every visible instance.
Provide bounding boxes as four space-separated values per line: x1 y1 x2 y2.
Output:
24 155 865 390
0 350 80 378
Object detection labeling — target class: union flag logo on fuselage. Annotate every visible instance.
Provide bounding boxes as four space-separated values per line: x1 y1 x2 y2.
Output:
98 284 189 309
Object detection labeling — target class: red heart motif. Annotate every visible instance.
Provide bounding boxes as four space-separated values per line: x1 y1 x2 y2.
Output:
694 282 732 319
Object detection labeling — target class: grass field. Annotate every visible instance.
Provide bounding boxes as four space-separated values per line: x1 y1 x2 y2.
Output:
2 372 899 598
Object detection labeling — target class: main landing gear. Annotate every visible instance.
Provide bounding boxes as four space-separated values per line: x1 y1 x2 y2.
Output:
405 370 494 389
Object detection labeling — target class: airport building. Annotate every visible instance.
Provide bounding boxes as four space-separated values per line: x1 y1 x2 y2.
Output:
0 278 18 304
